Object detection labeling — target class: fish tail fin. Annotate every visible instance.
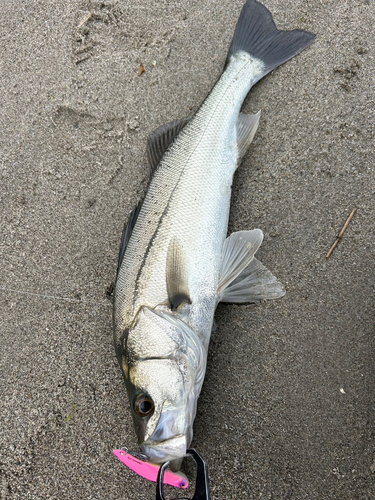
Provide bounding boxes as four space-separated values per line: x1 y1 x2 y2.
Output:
227 0 315 81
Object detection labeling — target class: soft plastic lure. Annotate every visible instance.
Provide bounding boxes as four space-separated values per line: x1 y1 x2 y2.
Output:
113 449 188 489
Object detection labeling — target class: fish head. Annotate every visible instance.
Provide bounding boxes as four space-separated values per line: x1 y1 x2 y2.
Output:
130 358 191 463
123 305 206 464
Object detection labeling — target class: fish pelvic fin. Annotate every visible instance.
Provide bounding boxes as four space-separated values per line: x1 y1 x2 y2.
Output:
218 230 285 303
227 0 316 82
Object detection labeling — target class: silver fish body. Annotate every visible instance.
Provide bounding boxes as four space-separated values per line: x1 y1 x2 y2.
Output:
115 52 263 348
114 0 315 466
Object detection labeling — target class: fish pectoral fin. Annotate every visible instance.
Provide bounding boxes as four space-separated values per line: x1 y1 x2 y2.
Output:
218 230 285 303
166 237 191 310
147 117 190 172
237 111 261 159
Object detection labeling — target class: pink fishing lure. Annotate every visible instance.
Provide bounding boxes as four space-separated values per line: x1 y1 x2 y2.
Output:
113 449 189 489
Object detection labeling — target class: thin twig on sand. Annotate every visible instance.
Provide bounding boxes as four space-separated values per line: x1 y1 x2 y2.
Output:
326 208 357 259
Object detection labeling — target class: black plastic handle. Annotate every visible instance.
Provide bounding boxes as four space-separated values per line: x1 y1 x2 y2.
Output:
156 449 211 500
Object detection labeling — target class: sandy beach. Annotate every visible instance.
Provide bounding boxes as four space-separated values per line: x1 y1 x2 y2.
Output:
1 1 374 498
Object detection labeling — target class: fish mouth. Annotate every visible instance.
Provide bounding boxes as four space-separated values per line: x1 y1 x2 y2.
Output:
141 434 187 464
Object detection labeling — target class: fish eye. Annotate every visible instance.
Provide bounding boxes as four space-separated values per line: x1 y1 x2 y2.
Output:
134 394 154 417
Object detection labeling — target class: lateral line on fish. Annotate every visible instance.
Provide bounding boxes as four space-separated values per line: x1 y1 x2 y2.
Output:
0 287 110 307
132 154 189 312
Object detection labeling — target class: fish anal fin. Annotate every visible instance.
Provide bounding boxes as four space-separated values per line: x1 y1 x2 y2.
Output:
147 117 190 172
237 111 261 159
166 237 191 310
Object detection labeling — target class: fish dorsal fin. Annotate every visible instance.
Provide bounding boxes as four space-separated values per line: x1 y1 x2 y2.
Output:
218 230 285 303
166 237 191 310
147 117 190 172
237 111 261 159
116 202 142 277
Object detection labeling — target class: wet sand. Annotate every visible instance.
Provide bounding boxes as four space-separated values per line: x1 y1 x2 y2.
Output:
1 1 374 498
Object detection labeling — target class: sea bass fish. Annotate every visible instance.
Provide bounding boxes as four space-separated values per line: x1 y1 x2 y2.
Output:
114 0 315 468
